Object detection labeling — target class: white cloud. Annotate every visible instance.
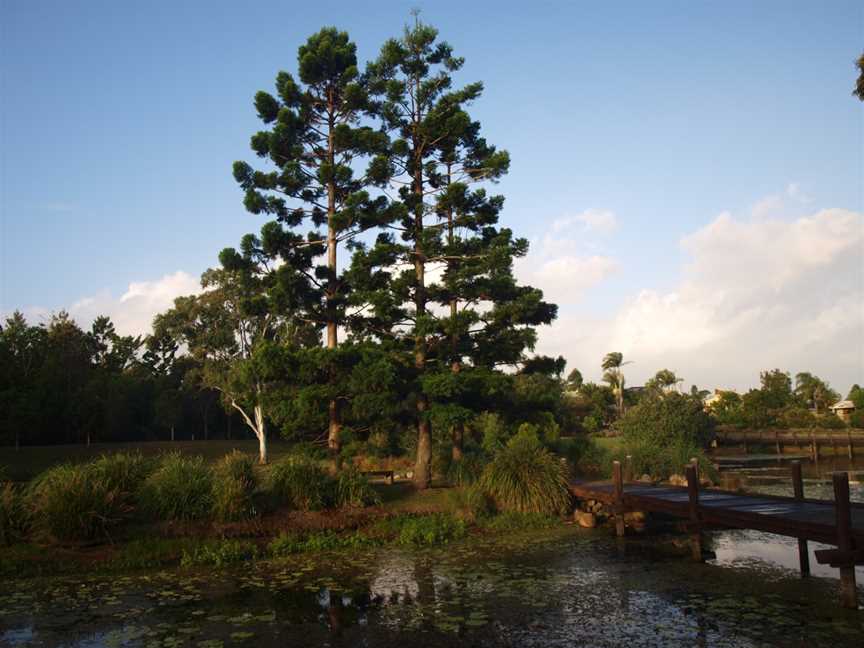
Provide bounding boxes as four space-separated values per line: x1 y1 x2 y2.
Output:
552 208 618 235
517 209 619 306
533 202 864 392
10 271 201 337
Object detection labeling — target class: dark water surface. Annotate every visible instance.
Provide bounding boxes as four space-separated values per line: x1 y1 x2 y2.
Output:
2 524 863 648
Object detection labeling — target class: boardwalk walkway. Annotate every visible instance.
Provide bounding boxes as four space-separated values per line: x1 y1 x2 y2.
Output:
570 481 864 545
570 462 863 609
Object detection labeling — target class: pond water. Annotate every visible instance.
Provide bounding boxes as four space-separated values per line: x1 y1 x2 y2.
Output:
2 524 863 647
2 457 863 647
709 455 864 581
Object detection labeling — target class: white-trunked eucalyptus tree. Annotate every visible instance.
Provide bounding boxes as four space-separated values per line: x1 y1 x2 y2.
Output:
153 224 320 464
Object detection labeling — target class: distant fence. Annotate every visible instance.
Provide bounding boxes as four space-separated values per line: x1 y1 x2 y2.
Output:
714 427 864 458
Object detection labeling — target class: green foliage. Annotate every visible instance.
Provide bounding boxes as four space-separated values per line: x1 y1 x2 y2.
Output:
109 537 197 570
267 456 333 511
616 392 715 480
776 406 816 429
180 539 259 568
90 451 153 494
0 481 27 545
139 453 212 521
334 465 381 508
27 463 131 542
446 485 493 521
394 514 467 546
625 441 716 481
618 392 714 449
478 429 571 515
848 385 864 410
445 454 487 487
849 410 864 428
212 451 258 522
478 511 560 532
814 414 847 429
267 530 380 556
475 412 508 454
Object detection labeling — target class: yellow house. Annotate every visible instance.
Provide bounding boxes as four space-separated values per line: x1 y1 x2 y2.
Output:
829 400 855 422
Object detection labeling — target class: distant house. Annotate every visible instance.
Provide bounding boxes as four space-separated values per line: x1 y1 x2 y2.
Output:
830 400 856 422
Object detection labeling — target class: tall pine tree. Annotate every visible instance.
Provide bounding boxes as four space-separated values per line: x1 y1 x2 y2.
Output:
233 28 389 463
350 18 556 487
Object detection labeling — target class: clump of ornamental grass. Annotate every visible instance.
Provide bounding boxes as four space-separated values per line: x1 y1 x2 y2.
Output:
267 455 334 511
334 465 380 508
90 451 153 494
395 514 467 546
478 429 571 516
139 453 212 521
445 453 487 487
27 463 130 543
212 451 258 522
0 473 28 545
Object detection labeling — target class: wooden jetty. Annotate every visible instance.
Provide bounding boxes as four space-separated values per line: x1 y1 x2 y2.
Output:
571 460 863 609
715 427 864 459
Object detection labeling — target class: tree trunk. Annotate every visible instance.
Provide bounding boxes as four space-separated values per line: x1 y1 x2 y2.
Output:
412 129 432 489
451 423 464 462
254 403 268 465
415 409 432 489
446 162 463 464
325 91 341 467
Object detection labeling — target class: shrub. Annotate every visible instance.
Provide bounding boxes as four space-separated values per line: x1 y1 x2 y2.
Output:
180 539 259 568
849 410 864 429
334 465 381 508
814 414 846 429
267 456 334 511
624 441 717 481
475 412 508 454
446 454 487 487
478 429 571 515
212 451 257 522
139 453 212 521
90 451 153 494
27 463 132 542
0 481 28 545
617 392 714 449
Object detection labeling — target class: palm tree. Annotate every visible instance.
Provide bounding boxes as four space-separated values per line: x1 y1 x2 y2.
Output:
601 352 631 418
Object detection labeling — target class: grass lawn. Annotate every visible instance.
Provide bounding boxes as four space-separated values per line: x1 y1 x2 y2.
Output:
0 439 297 482
592 436 624 454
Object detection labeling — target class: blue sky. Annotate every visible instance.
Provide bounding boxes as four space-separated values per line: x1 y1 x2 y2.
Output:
2 0 862 390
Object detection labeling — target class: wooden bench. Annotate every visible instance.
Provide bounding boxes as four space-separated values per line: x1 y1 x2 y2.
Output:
361 469 395 485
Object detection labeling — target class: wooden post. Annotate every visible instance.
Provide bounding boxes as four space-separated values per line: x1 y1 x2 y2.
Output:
775 430 781 456
686 464 702 561
613 460 625 537
791 461 810 577
833 472 858 609
624 454 632 482
811 431 818 462
848 431 854 460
